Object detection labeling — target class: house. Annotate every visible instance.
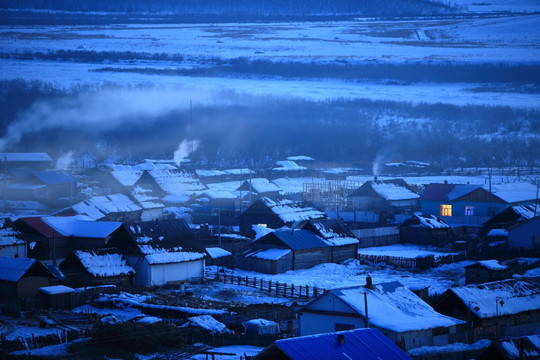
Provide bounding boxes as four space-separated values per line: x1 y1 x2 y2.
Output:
352 225 400 248
68 193 142 221
239 229 331 274
39 285 74 310
0 256 53 301
253 328 413 360
196 168 255 184
398 214 454 246
478 334 540 360
237 178 281 201
465 260 511 285
0 152 52 170
0 226 26 258
205 247 233 267
147 168 206 204
348 179 419 222
297 280 464 350
14 214 124 260
420 182 538 225
239 197 326 237
435 278 540 342
6 170 78 207
301 219 359 263
508 217 540 250
107 219 206 286
59 250 135 287
193 189 239 226
483 204 537 232
271 160 307 177
128 185 165 221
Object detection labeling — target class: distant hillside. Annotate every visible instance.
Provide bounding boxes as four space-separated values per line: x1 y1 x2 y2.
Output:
1 0 460 18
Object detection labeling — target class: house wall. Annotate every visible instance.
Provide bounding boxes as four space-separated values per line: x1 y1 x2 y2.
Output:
465 266 509 285
293 247 331 270
331 244 357 263
17 276 50 298
127 255 150 286
353 227 400 248
508 218 540 249
422 200 508 218
237 252 293 274
0 244 27 258
399 227 453 246
299 311 366 336
388 199 418 208
148 259 205 286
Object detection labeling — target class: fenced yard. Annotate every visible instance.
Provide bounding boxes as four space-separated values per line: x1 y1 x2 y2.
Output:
205 271 325 300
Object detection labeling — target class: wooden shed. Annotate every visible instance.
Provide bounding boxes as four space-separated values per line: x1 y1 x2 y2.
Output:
0 256 53 301
398 214 454 246
301 219 359 263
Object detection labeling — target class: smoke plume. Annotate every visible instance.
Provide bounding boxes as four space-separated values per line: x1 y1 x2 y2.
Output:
55 151 74 170
174 139 200 166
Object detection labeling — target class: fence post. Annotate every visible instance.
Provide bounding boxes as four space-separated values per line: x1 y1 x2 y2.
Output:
306 285 309 298
291 284 295 297
268 280 272 293
260 278 263 290
314 287 318 298
284 283 287 296
237 275 241 285
253 277 257 288
245 276 248 286
276 282 279 295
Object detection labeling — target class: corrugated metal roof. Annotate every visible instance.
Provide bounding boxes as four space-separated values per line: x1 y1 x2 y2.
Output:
419 183 455 201
273 328 413 360
271 229 330 250
17 216 66 239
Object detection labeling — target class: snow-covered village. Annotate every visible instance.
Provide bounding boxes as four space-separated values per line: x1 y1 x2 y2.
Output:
1 0 540 359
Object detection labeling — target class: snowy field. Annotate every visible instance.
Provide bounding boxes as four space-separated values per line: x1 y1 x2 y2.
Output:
1 13 539 109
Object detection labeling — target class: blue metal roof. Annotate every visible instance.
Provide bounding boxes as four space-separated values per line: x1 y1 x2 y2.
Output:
272 229 330 250
274 328 413 360
32 171 77 185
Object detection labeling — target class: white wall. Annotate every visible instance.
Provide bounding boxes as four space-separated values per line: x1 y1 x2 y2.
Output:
0 243 27 258
149 259 205 286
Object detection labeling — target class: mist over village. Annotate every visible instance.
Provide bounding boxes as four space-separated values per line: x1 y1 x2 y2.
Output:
0 1 539 359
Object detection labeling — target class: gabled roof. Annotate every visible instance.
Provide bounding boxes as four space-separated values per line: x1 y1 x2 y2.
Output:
420 183 479 201
258 197 327 224
70 250 135 278
273 160 306 171
29 171 77 185
493 335 540 360
110 169 143 187
489 183 538 204
349 180 419 201
254 328 413 360
466 260 508 271
0 256 52 282
0 227 25 246
72 194 141 219
400 214 450 229
447 278 540 318
305 282 463 333
303 219 359 246
16 216 66 239
148 169 206 195
42 215 122 238
484 204 537 228
237 178 281 194
261 229 330 250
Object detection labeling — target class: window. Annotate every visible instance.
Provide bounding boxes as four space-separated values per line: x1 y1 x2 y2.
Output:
440 204 452 216
335 323 355 331
464 206 474 216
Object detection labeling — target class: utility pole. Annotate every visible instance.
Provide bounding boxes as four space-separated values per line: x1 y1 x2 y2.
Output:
3 154 6 212
190 100 193 156
364 292 369 328
488 168 493 218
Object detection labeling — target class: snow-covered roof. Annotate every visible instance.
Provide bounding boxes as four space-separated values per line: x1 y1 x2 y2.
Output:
71 201 106 220
206 247 232 259
414 214 450 229
110 169 143 187
196 168 254 177
252 224 274 240
130 186 165 209
489 183 539 203
273 160 306 171
0 227 25 246
74 194 141 218
39 285 74 295
286 155 314 161
246 248 292 260
188 315 231 334
42 215 122 238
329 282 464 333
471 260 509 271
238 178 280 194
0 256 38 282
200 190 237 200
487 229 508 237
144 250 205 265
0 152 52 162
311 221 358 246
450 278 540 318
260 197 326 223
149 169 206 195
498 335 540 360
370 182 419 201
73 250 135 277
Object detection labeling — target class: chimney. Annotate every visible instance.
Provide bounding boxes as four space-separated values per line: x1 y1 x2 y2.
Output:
374 175 378 182
365 275 373 289
337 334 345 345
444 180 448 184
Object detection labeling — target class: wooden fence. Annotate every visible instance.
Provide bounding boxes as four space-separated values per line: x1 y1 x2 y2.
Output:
205 272 325 300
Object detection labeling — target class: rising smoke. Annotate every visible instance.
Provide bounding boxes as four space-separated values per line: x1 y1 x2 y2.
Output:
174 139 200 166
55 151 74 170
0 87 218 152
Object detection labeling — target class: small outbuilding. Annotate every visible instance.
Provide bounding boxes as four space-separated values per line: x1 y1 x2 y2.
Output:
39 285 74 310
0 256 53 301
465 260 510 285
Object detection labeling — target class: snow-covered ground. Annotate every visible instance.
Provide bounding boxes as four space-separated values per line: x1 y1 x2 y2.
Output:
211 258 475 296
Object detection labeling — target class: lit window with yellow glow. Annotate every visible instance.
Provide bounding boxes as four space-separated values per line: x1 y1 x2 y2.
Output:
464 206 474 216
440 204 452 216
